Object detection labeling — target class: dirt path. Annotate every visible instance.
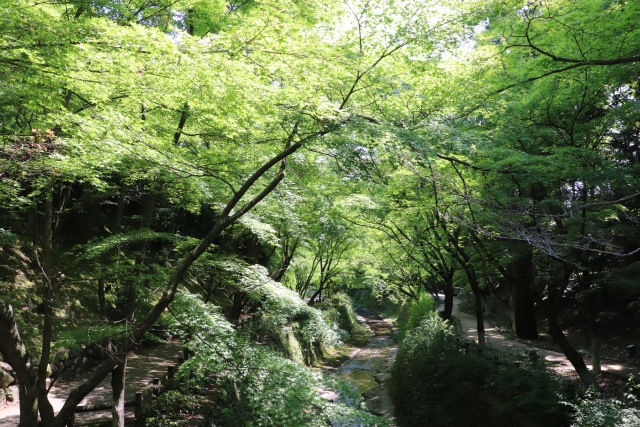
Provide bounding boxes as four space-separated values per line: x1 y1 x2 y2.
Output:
452 297 640 378
0 341 183 427
334 308 396 423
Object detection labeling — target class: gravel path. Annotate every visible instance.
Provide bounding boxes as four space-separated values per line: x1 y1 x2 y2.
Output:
0 341 183 427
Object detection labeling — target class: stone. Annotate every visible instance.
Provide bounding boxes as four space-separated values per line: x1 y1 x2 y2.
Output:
7 385 18 402
68 348 81 359
0 362 12 372
0 370 14 389
0 389 5 407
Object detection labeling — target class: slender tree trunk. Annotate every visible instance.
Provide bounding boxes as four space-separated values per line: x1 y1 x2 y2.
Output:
548 311 598 388
308 285 324 306
203 275 218 304
229 292 247 322
139 192 158 229
98 278 107 319
579 291 601 376
37 188 55 424
441 272 454 321
111 356 127 427
469 280 486 349
591 333 601 376
272 238 299 282
114 182 128 233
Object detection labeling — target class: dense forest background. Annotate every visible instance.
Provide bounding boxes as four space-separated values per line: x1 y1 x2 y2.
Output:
1 0 640 426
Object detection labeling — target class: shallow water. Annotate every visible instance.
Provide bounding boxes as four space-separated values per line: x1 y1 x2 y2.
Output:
336 309 397 404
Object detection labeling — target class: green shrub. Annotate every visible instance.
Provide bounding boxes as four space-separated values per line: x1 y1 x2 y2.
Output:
406 293 435 331
215 347 387 427
566 382 640 427
144 390 201 427
390 313 569 427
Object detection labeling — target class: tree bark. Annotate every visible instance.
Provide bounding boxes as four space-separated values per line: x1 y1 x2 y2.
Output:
228 292 247 322
441 270 454 321
508 251 538 339
308 286 324 305
579 291 601 376
0 302 39 427
272 237 299 282
139 192 158 229
510 284 538 339
114 182 128 233
469 278 486 349
37 187 55 424
548 311 599 388
111 356 127 427
98 278 107 319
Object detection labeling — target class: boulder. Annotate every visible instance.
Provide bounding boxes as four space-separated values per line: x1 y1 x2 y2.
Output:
0 362 12 372
7 385 19 402
0 370 14 389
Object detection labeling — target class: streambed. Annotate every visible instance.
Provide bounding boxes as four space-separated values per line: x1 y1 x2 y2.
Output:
335 308 397 420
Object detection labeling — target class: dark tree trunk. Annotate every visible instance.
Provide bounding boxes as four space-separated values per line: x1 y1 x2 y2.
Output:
441 272 454 321
272 237 299 282
508 251 538 339
111 356 127 427
548 311 598 388
203 275 218 304
510 284 538 339
469 279 486 349
139 192 158 229
579 291 601 376
98 278 107 319
228 292 247 322
37 188 55 424
308 286 323 306
114 182 128 233
0 302 39 427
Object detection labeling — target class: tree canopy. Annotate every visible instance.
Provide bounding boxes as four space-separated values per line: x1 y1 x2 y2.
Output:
1 0 640 425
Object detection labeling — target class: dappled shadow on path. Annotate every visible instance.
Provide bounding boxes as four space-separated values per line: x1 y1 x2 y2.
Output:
0 341 182 427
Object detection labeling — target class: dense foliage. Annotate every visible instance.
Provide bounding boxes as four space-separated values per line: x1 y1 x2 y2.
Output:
391 302 569 427
1 0 640 426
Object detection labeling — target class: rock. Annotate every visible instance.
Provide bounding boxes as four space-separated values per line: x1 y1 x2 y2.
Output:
0 370 14 389
68 348 81 359
315 387 339 402
0 389 5 407
0 362 12 372
7 385 18 402
50 364 59 376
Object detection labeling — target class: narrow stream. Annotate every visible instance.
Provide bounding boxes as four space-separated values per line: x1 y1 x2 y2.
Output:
336 308 397 420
